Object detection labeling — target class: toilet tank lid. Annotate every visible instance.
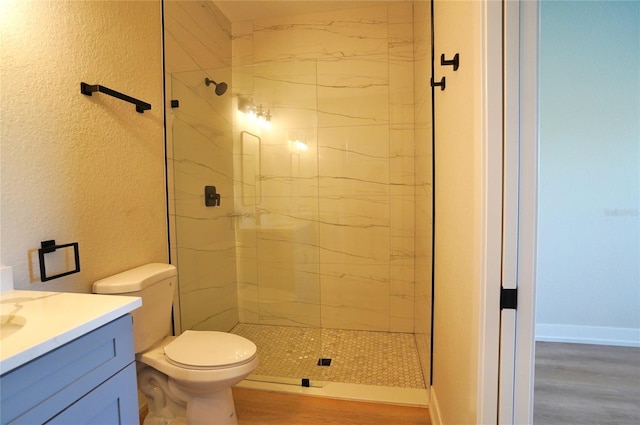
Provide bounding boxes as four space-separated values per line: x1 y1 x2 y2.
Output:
93 263 177 294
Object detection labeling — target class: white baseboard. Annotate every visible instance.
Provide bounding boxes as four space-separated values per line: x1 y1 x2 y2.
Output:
536 323 640 347
429 386 443 425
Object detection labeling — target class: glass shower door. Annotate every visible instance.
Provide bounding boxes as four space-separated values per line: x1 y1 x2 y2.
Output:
170 67 238 334
171 60 326 387
232 60 325 387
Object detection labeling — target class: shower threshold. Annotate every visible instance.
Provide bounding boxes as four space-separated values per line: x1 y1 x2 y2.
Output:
235 378 429 407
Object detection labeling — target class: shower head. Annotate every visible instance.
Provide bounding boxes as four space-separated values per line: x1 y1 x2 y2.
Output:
205 78 228 96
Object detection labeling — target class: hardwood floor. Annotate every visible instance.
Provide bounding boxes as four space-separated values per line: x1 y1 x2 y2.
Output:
534 342 640 425
233 388 431 425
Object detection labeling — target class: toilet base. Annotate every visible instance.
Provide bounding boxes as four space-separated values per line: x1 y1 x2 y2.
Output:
139 366 240 425
169 380 239 425
138 367 187 425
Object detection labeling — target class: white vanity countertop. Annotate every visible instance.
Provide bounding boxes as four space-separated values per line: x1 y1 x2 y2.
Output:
0 290 141 375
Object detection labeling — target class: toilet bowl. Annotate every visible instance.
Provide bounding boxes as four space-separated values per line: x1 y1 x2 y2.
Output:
93 263 258 425
139 332 258 425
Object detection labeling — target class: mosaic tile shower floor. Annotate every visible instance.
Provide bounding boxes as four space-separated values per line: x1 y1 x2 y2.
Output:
230 323 426 389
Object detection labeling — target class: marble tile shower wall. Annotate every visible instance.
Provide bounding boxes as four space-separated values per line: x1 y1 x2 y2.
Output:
232 4 418 333
412 0 433 386
164 1 238 332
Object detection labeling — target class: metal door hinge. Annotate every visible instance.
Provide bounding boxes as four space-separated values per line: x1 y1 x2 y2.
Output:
500 287 518 310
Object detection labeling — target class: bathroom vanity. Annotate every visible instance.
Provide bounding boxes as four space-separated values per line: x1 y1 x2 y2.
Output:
0 290 141 424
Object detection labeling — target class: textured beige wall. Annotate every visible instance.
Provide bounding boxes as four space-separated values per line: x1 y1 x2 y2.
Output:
0 0 167 292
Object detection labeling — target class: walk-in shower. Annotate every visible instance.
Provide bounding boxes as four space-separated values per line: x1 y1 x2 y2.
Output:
165 0 432 403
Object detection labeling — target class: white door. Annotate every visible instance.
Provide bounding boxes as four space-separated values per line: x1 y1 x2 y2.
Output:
500 1 539 424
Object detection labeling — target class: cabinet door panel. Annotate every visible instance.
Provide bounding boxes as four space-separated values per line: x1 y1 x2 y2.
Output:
47 362 138 425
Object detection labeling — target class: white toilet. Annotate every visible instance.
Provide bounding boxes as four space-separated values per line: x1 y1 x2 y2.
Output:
93 263 258 425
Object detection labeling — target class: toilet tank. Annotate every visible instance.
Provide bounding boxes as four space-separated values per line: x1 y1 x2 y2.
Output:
93 263 177 353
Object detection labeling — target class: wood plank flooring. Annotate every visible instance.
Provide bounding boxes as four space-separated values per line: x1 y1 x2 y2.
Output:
232 388 431 425
141 342 638 424
534 341 640 425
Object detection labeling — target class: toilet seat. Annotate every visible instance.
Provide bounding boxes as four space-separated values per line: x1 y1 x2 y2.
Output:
164 330 257 370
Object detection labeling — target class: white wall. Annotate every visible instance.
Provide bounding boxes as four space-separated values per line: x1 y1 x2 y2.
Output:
0 0 167 292
430 0 500 423
536 0 640 346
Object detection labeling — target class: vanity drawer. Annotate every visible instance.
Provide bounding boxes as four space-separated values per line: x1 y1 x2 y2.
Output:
1 314 135 425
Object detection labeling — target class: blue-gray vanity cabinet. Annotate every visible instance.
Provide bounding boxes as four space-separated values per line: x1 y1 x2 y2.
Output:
0 314 138 425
